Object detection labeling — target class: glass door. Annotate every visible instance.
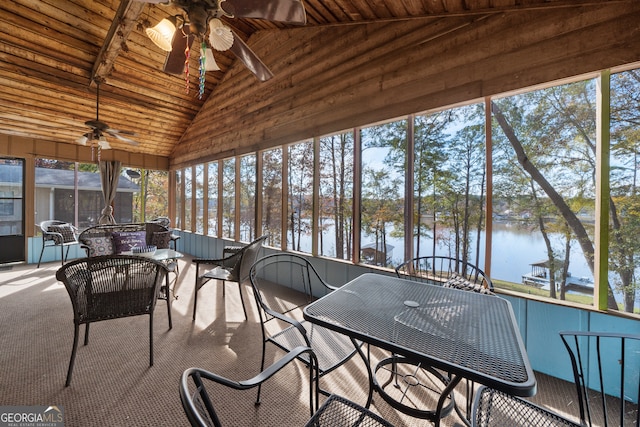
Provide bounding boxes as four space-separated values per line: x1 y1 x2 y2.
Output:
0 158 25 263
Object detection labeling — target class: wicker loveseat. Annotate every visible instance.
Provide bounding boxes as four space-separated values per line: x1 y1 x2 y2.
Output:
78 222 172 257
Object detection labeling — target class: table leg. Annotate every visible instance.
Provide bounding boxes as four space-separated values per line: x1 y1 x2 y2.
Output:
165 272 172 329
351 338 374 409
434 375 463 427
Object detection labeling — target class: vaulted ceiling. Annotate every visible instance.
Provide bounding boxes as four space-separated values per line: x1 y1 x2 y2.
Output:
0 0 638 169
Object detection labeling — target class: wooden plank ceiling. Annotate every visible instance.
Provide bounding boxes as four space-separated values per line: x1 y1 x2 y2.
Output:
0 0 636 164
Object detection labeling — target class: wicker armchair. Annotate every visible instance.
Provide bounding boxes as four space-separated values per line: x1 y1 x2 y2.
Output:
249 253 359 402
192 235 268 321
180 346 395 427
150 216 180 251
56 255 168 386
37 220 80 267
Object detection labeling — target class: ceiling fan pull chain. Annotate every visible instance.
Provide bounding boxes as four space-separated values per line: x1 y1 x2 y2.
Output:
184 39 190 94
199 43 206 99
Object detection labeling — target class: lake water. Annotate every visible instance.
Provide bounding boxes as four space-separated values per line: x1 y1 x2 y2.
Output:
316 221 594 284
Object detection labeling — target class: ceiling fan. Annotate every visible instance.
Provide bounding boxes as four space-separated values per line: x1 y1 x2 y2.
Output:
76 80 138 158
139 0 307 82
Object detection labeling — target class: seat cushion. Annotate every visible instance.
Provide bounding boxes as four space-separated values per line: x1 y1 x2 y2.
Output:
49 224 77 244
112 231 147 254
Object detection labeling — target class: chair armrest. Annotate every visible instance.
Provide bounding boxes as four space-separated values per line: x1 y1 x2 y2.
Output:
263 306 310 343
324 282 338 292
193 250 242 268
182 346 317 391
180 346 319 424
79 244 91 257
43 229 63 242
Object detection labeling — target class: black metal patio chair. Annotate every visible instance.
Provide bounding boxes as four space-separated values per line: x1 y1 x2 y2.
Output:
560 331 640 427
395 255 493 292
472 330 640 427
471 386 582 426
192 235 268 321
249 253 359 402
180 346 395 427
56 255 168 386
37 220 80 267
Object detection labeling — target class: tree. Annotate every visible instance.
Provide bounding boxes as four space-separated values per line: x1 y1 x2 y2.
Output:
288 142 313 251
492 90 620 309
444 105 486 266
262 149 283 247
319 133 353 259
361 168 402 266
239 155 256 241
413 112 453 257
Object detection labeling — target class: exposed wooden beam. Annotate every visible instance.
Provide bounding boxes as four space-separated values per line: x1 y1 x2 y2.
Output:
91 0 147 87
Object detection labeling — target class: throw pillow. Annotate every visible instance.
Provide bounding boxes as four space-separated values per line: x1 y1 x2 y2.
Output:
80 235 114 257
111 231 147 254
151 231 171 249
49 224 77 244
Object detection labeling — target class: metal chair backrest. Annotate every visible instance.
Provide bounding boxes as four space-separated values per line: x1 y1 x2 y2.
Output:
560 331 640 427
56 255 166 324
40 220 78 244
249 253 335 322
228 235 268 284
395 255 493 291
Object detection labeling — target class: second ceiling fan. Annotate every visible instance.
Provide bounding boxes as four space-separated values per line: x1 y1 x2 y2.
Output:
140 0 307 82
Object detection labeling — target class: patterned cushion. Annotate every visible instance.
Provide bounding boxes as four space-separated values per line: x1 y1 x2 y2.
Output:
151 231 171 249
111 231 147 254
444 273 494 295
80 235 114 257
48 224 77 244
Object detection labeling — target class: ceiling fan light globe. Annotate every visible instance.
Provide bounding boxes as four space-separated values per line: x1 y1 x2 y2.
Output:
98 139 111 150
76 135 89 145
146 18 176 51
208 18 233 51
204 46 220 71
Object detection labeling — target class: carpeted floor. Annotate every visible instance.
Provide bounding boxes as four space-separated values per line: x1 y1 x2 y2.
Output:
0 257 594 426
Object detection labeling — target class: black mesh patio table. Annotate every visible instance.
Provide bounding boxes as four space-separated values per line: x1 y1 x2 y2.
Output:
303 273 536 426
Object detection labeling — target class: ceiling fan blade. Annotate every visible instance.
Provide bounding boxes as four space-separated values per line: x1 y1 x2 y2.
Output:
107 130 139 145
163 27 195 75
228 32 274 82
221 0 306 25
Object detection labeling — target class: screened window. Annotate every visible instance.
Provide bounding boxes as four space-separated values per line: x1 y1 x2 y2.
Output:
610 68 640 313
262 148 282 247
207 161 218 236
239 155 256 242
222 158 235 239
492 81 597 307
195 165 204 234
360 120 406 267
318 132 354 260
184 167 193 232
287 141 313 253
